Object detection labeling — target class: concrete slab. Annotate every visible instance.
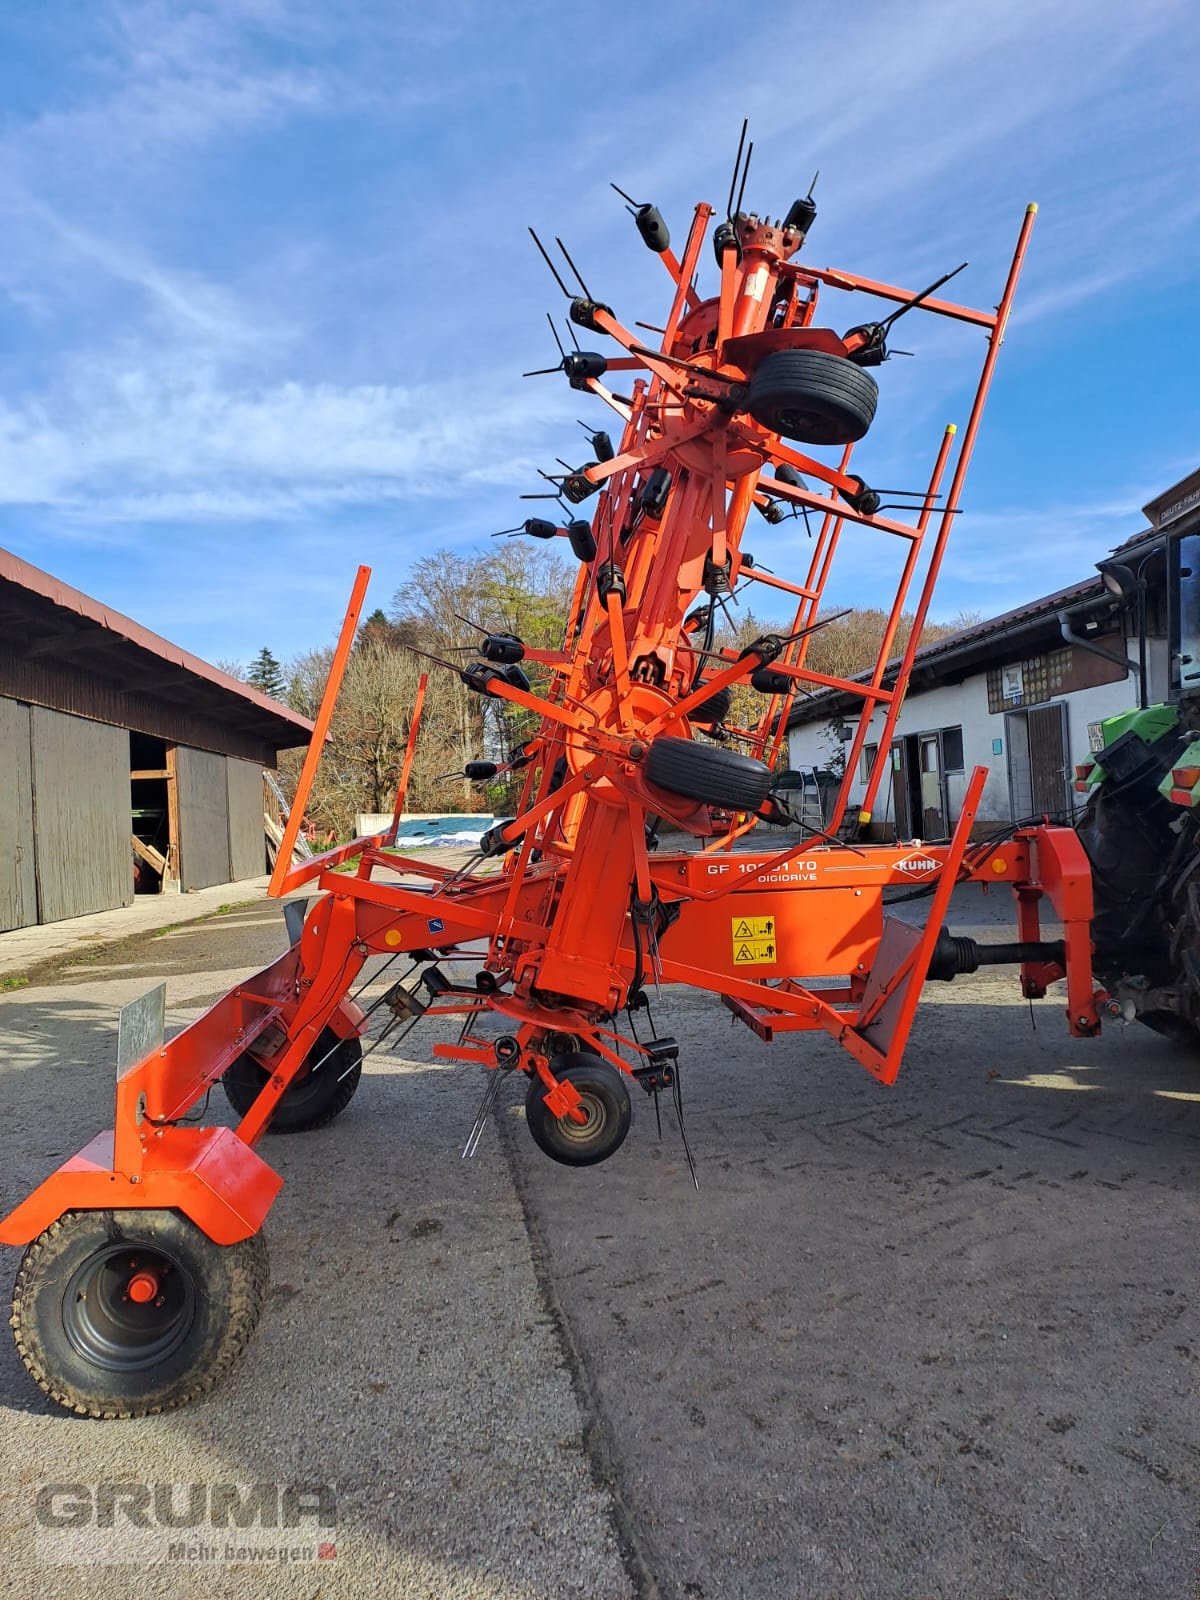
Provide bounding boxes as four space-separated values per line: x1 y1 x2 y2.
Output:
0 877 275 980
0 847 488 982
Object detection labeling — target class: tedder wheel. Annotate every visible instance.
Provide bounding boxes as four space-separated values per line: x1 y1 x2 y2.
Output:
645 735 774 811
689 684 734 725
10 1209 268 1418
746 349 878 446
223 1026 362 1133
525 1054 632 1168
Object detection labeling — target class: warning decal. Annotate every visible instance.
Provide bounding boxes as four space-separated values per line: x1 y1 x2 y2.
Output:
731 915 777 964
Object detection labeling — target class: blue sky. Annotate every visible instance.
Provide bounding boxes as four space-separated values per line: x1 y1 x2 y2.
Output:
1 0 1197 666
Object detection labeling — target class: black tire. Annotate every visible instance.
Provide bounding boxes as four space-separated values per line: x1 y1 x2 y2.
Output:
645 736 774 810
223 1026 362 1133
526 1054 632 1168
1076 786 1200 1053
747 349 878 446
689 684 733 725
10 1209 268 1418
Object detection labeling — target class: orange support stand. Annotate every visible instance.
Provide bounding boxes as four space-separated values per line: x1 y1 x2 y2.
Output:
268 564 372 898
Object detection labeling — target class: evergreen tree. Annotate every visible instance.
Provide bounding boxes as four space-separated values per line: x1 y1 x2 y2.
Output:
247 646 285 698
357 608 397 649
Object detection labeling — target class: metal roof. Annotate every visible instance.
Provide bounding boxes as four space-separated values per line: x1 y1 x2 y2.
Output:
787 467 1198 730
786 571 1108 728
0 547 313 749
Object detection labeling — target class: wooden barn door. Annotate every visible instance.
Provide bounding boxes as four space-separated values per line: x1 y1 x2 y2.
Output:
175 747 232 890
0 699 37 931
30 708 130 923
226 759 266 881
1005 703 1071 823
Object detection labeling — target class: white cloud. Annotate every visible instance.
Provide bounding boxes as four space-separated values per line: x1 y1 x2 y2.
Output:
0 345 572 518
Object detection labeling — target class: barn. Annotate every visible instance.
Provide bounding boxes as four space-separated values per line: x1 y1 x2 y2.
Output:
0 549 312 932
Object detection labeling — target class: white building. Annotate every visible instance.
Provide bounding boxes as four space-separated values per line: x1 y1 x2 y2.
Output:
784 510 1175 840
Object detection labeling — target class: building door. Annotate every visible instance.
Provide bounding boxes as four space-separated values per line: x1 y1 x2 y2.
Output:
891 736 922 838
919 734 947 837
30 707 131 923
0 699 36 932
175 746 232 890
1005 703 1071 821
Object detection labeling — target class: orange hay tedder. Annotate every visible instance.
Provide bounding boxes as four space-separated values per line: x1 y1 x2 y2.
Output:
4 132 1103 1415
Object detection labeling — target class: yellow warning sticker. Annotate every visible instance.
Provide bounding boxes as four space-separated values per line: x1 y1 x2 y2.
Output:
731 915 778 963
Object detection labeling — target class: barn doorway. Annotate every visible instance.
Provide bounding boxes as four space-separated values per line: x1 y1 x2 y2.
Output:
891 727 963 840
130 733 178 893
1005 703 1071 823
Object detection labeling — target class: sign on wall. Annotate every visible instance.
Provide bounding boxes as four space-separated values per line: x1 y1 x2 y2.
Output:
987 641 1127 715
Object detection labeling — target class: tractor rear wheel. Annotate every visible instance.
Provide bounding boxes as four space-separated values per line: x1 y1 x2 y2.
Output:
1077 787 1200 1051
223 1027 363 1133
10 1209 268 1418
525 1054 632 1167
747 349 878 446
645 736 774 811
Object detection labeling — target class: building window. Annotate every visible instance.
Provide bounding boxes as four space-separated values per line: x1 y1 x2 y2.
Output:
859 743 878 783
941 726 964 771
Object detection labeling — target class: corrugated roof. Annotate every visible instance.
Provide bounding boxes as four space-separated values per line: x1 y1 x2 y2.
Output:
0 547 313 741
787 570 1107 727
896 572 1103 659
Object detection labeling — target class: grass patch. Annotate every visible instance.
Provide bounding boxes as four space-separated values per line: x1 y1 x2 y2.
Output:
0 974 29 992
150 898 258 932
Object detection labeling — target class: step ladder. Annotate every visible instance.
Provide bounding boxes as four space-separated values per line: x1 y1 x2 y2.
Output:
264 770 313 859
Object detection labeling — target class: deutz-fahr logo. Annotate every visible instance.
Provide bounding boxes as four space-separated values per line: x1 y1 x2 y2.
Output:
895 852 941 880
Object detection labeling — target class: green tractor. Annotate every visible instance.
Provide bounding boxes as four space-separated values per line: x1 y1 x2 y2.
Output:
1074 475 1200 1045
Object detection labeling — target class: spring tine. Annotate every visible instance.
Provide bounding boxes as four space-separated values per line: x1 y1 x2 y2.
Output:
463 1069 511 1158
672 1069 700 1190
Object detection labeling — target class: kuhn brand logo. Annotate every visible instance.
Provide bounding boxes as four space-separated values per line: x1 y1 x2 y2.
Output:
895 853 940 880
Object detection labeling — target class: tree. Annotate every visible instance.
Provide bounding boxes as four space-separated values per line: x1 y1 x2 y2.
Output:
357 608 398 649
278 640 471 836
272 558 969 838
273 543 575 838
247 647 285 699
391 542 574 811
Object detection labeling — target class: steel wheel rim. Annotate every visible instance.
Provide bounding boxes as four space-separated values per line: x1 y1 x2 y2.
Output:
556 1090 608 1145
62 1244 197 1372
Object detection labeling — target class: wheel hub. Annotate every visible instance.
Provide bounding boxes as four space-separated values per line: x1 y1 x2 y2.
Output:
557 1091 608 1144
126 1269 160 1304
63 1245 195 1372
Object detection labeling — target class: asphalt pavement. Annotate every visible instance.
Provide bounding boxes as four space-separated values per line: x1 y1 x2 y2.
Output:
1 882 1197 1599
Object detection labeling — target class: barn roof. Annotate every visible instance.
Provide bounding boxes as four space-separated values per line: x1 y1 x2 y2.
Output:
0 547 313 754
